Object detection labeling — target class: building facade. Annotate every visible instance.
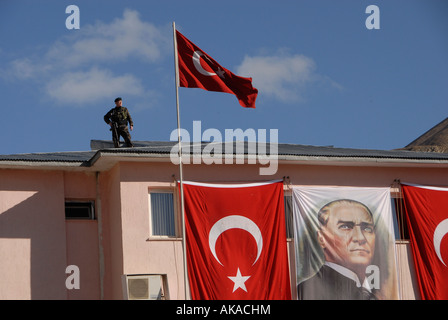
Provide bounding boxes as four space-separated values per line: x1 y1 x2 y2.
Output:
1 140 448 299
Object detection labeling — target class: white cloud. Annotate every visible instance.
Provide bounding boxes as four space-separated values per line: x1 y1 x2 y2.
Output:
46 9 169 68
46 67 144 105
5 9 169 107
9 58 39 80
237 51 325 103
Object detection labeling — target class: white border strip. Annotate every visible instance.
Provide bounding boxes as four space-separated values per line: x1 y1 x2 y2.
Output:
402 182 448 192
180 180 282 188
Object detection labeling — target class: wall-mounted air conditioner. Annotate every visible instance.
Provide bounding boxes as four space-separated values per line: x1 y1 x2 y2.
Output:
122 274 167 300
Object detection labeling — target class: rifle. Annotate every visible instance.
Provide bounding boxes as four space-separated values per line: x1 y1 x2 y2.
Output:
111 122 120 148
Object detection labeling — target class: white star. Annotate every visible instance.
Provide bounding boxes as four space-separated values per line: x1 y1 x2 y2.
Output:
216 67 226 79
228 268 251 293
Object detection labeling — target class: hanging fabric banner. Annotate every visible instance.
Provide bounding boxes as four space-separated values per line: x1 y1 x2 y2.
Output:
402 183 448 300
182 180 291 300
292 186 399 300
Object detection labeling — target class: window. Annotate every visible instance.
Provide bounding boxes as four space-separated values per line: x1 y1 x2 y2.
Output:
65 201 95 220
149 192 176 237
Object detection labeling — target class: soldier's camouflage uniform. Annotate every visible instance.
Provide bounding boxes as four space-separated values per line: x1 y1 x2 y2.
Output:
104 106 134 148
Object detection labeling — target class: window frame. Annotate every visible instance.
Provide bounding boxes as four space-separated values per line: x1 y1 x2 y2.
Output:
148 189 179 239
65 200 95 220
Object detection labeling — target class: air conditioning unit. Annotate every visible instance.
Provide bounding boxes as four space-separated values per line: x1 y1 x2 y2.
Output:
122 274 167 300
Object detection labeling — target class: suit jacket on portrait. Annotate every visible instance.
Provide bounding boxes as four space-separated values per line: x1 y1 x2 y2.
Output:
297 264 377 300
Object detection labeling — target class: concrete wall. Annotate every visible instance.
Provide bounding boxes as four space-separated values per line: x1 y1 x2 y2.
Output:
0 169 67 299
114 161 446 300
1 159 446 299
64 171 100 300
98 164 124 299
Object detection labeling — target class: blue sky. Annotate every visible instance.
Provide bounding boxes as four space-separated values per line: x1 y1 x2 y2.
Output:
1 0 447 154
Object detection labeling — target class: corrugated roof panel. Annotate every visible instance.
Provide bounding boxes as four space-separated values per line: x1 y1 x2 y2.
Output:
2 140 448 169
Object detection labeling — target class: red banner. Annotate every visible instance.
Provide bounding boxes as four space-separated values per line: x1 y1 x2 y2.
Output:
176 30 258 109
181 180 291 300
402 183 448 300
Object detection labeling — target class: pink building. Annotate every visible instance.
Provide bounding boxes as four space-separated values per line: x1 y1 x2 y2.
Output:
1 138 448 300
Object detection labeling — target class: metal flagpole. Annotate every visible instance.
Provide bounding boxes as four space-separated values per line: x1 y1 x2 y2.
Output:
172 21 190 300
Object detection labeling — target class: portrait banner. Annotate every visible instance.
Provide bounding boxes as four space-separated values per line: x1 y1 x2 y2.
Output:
402 183 448 300
182 180 291 300
292 186 399 300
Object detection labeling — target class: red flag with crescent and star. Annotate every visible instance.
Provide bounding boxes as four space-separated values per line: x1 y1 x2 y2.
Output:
181 180 291 300
176 30 258 109
402 183 448 300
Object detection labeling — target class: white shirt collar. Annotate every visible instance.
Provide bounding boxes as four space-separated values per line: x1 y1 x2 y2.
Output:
324 261 372 292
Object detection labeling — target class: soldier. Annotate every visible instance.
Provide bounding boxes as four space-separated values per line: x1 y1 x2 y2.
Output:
104 97 134 148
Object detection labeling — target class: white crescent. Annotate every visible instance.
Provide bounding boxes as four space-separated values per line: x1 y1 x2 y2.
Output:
193 51 216 76
433 218 448 267
208 215 263 266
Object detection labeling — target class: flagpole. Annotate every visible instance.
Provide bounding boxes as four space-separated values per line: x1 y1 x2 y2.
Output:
173 21 190 300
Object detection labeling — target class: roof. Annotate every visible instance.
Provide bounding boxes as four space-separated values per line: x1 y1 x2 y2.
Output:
1 140 448 171
90 139 448 160
400 117 448 153
0 150 95 165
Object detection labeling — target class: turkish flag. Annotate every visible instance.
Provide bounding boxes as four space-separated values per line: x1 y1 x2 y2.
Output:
402 183 448 300
181 180 291 300
176 30 258 109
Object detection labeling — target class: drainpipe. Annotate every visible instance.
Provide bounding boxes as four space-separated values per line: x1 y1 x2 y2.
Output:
96 171 105 299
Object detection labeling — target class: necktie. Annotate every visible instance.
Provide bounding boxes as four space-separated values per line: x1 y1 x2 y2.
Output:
360 287 377 300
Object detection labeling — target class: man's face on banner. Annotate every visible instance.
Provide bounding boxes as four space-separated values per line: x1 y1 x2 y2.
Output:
318 202 376 273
